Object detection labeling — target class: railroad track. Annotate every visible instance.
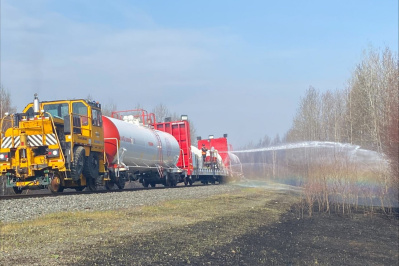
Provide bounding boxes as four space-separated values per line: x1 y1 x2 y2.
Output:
0 183 209 200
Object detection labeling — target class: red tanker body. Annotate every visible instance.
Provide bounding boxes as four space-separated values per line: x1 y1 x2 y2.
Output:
155 117 229 185
198 136 231 169
155 119 192 174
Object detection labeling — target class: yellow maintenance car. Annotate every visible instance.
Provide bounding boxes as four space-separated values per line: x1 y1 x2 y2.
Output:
0 94 106 193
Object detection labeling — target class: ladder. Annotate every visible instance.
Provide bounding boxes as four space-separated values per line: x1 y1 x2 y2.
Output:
153 130 164 178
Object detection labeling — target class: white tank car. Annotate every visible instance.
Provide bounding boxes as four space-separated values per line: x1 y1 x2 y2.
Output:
103 116 180 172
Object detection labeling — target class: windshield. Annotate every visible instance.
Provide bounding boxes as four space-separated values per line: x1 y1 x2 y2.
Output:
43 103 69 119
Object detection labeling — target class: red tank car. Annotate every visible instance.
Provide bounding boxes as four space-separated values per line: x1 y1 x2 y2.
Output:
155 116 230 185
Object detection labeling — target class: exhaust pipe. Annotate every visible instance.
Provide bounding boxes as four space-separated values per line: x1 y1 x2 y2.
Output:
33 93 40 113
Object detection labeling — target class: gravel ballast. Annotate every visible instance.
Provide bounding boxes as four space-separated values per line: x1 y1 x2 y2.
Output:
0 185 241 223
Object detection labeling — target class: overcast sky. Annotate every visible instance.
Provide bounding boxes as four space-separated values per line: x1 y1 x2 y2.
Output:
1 0 398 148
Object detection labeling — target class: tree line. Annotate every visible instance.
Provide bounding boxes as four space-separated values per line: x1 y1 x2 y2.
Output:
286 47 398 180
236 46 398 215
238 46 398 177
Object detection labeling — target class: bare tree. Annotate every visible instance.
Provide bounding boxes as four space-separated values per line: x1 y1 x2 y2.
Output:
346 47 398 153
101 101 118 117
0 86 16 131
287 86 322 142
0 85 16 195
152 103 171 123
85 94 94 102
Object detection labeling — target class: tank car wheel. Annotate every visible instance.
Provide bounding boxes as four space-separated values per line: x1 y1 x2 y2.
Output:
165 174 176 187
49 174 64 193
75 186 84 191
83 152 99 180
116 175 125 189
150 182 156 187
142 179 149 188
171 174 178 187
71 146 85 181
12 187 23 194
164 174 170 187
105 181 114 190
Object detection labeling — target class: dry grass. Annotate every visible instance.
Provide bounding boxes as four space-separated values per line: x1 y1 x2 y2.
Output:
0 187 298 265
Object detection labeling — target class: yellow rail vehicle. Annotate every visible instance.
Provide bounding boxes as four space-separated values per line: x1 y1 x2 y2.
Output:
0 95 107 193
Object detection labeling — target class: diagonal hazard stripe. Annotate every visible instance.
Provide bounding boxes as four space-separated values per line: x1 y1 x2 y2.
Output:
1 137 12 148
28 134 43 146
14 136 20 147
46 134 57 145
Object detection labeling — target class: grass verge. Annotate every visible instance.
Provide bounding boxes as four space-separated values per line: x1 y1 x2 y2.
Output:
0 187 298 265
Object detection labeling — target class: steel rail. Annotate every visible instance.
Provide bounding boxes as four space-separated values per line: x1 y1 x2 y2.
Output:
0 183 218 201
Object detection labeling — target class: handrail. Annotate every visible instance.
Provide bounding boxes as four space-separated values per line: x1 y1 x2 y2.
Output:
152 129 164 178
44 112 67 167
0 115 8 146
104 137 120 166
69 112 92 136
0 113 15 147
104 137 120 177
180 148 186 169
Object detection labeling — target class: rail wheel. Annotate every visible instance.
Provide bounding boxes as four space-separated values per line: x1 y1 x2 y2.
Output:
116 173 125 189
142 179 149 188
49 174 64 193
105 180 114 190
188 176 193 186
150 182 156 187
71 146 85 181
83 152 99 180
171 175 177 187
75 186 84 191
183 177 188 186
87 177 97 191
12 187 23 194
165 173 174 187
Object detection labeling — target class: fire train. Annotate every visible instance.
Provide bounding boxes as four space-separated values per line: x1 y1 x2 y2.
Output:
0 95 236 193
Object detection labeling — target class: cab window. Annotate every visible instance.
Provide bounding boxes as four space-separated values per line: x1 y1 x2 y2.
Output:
72 102 88 126
25 107 34 118
44 103 69 119
92 109 102 127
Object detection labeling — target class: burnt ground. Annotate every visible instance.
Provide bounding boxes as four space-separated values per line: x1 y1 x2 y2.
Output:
200 211 399 266
74 205 398 266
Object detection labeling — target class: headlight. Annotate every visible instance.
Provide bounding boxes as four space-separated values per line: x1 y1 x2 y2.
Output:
0 153 9 161
47 149 59 158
